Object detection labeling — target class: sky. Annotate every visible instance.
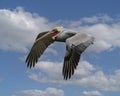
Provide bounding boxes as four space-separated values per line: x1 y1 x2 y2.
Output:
0 0 120 96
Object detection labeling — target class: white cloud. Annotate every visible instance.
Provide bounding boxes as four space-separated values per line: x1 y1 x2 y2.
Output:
81 15 113 24
0 7 120 53
27 61 63 84
11 95 16 96
46 48 58 56
27 61 120 91
81 23 120 52
18 87 64 96
0 7 53 53
65 16 120 52
1 7 120 92
27 61 96 85
83 90 102 96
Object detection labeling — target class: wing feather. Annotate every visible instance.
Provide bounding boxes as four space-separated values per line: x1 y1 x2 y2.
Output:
26 32 55 68
62 34 94 80
63 49 80 80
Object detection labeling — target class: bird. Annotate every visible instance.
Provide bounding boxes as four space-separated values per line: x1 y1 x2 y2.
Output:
25 26 94 80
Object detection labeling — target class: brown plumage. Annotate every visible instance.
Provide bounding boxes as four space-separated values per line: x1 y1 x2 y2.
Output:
25 27 94 80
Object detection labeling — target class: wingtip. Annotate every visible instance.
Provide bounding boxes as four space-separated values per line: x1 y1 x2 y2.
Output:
63 75 72 80
64 76 68 80
26 61 32 68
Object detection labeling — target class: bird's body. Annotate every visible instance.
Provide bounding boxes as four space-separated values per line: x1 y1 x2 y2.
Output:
26 26 94 80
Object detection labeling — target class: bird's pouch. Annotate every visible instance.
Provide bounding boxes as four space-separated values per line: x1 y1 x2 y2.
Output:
66 33 94 55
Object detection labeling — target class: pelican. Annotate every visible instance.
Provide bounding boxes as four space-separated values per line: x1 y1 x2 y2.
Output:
26 26 94 80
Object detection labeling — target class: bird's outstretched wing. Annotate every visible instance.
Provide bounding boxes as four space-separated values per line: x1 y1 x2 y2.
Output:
62 36 94 80
26 31 55 68
62 47 80 80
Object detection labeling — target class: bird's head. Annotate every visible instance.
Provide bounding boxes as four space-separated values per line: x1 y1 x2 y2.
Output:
51 26 63 39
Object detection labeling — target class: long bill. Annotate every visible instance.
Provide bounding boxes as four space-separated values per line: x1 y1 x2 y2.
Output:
35 31 54 43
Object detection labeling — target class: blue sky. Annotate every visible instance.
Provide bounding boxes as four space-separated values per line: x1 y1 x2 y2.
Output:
0 0 120 96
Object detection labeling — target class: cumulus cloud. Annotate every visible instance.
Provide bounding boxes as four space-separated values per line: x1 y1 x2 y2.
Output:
64 15 120 52
0 7 120 53
81 23 120 52
83 90 102 96
81 15 113 24
46 48 58 56
27 61 63 84
18 87 64 96
0 7 53 52
27 61 120 91
1 7 120 92
27 61 95 84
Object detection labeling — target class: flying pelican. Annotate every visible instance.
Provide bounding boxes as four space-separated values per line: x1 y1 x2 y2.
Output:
25 26 94 80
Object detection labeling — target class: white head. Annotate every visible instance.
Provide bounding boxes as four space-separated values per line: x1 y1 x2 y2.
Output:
51 26 63 39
